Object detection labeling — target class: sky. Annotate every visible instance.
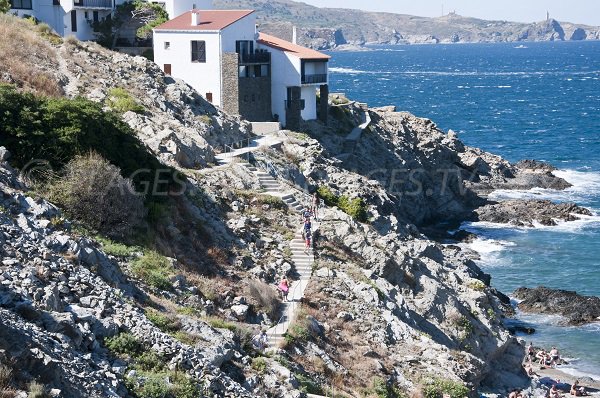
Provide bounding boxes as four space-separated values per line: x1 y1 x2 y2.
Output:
297 0 600 26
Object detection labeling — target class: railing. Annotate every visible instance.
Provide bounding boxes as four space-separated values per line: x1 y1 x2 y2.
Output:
221 137 253 162
284 99 305 110
239 51 270 64
302 73 327 84
73 0 112 7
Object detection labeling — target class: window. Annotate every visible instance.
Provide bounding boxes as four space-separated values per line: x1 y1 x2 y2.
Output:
191 41 206 63
84 11 89 19
206 92 213 103
164 64 171 75
71 10 77 32
93 11 99 23
235 40 253 55
10 0 32 9
164 41 170 50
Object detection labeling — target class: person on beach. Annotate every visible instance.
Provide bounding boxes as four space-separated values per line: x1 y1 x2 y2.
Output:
527 342 535 363
523 362 536 377
509 389 523 398
570 380 587 396
550 384 563 398
549 347 561 367
311 192 319 221
537 349 548 366
277 277 290 302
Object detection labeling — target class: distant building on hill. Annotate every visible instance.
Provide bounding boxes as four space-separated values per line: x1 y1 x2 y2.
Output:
152 9 329 129
7 0 207 41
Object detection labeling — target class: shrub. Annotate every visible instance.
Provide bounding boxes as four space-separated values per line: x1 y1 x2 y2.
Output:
467 280 486 291
134 351 166 372
0 364 12 390
0 84 182 195
132 376 169 398
172 331 201 346
251 357 267 374
104 332 143 358
146 309 180 333
126 371 200 398
48 153 146 239
317 186 368 222
0 0 10 13
247 279 280 319
106 87 145 114
130 252 174 291
295 373 324 395
205 317 237 331
96 236 140 257
422 378 469 398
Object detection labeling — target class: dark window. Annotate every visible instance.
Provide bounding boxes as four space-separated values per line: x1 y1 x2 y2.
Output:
235 40 253 55
71 10 77 32
164 64 171 75
93 11 99 23
164 41 170 50
10 0 32 9
84 11 88 19
191 41 206 63
206 93 213 103
53 0 60 5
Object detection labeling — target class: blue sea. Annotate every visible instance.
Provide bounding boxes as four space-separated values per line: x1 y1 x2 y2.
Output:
327 41 600 378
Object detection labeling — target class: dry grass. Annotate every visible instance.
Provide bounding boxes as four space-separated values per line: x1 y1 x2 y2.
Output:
0 14 62 96
246 279 280 320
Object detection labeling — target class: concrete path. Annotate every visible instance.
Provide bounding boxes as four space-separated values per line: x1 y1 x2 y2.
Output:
215 135 283 166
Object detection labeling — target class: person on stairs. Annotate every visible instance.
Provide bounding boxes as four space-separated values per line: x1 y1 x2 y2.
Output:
311 192 319 221
277 276 290 302
251 329 268 351
304 228 312 254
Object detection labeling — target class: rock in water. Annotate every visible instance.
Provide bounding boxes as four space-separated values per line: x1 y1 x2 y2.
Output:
514 286 600 325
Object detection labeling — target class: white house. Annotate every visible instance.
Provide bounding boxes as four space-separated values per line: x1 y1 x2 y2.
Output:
257 33 329 128
153 9 274 121
152 10 330 129
9 0 127 40
148 0 211 20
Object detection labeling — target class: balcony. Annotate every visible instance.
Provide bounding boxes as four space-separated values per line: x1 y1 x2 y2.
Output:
73 0 112 8
301 73 327 85
239 51 270 65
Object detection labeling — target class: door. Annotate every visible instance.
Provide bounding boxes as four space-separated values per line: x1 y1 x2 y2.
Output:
164 64 171 75
206 92 213 103
71 10 77 32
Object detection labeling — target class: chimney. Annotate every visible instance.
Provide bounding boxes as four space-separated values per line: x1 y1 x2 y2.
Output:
292 26 297 44
191 11 199 26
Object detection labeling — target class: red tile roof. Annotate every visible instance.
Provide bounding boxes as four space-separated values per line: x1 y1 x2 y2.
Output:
258 33 330 61
154 10 254 31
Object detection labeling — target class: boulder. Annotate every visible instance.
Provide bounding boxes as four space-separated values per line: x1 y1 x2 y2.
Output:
514 287 600 325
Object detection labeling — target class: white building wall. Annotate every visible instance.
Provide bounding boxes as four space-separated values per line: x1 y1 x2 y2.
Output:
66 8 113 40
220 14 256 52
153 30 223 105
150 0 212 19
300 85 317 120
259 46 301 126
11 0 64 35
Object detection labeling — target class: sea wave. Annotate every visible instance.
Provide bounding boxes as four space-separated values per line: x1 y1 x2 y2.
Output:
555 365 600 381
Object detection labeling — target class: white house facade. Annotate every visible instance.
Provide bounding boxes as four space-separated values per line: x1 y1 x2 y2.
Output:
257 33 329 128
9 0 127 41
153 10 273 121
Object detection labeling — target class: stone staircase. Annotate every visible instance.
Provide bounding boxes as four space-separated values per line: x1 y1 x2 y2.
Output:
239 162 317 348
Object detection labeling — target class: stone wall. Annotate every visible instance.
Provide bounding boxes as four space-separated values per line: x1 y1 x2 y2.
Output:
221 52 239 115
239 76 272 122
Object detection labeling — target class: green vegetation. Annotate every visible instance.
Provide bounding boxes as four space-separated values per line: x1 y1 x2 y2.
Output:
96 236 141 257
317 186 368 222
47 153 146 239
106 87 145 114
422 378 470 398
105 332 144 358
172 331 201 346
0 84 182 197
205 316 237 331
130 251 174 291
0 0 10 13
284 324 309 346
145 309 180 333
295 373 324 395
467 280 486 291
251 357 267 374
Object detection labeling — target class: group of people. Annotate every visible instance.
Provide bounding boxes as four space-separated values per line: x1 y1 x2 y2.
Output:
548 381 589 398
526 343 563 368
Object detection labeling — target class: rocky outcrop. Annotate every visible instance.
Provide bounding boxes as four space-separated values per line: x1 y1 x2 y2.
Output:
514 287 600 325
473 199 592 227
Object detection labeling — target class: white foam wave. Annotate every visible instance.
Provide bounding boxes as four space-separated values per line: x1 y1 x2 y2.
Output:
555 366 600 381
329 67 387 75
553 169 600 194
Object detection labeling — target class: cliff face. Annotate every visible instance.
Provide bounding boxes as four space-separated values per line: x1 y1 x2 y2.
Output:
214 0 600 49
